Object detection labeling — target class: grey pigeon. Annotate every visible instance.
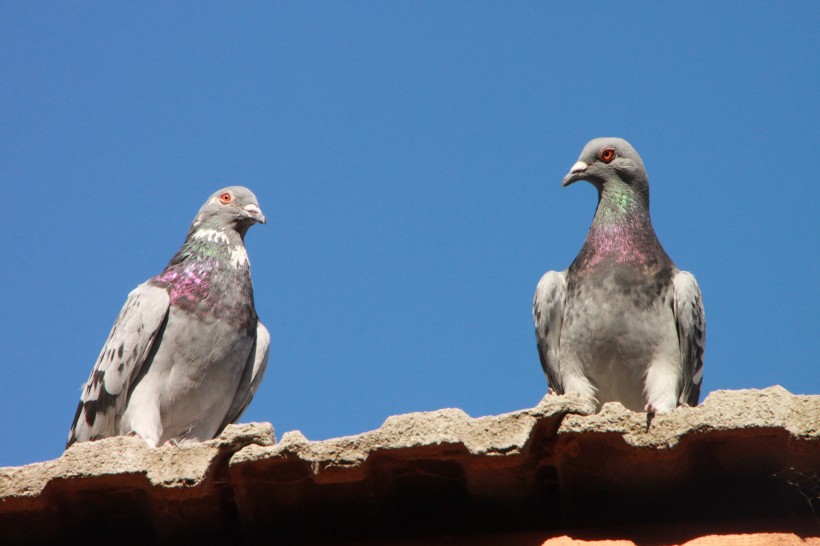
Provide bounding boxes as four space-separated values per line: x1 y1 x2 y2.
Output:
533 138 705 413
67 186 270 448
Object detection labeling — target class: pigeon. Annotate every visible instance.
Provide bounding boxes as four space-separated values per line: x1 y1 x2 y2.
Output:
67 186 270 448
533 138 705 413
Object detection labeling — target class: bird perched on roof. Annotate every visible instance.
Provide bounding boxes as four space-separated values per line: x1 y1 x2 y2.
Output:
67 186 270 448
533 138 705 414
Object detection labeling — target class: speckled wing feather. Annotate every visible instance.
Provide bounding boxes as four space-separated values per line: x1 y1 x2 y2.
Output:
673 271 706 406
67 283 170 447
533 270 567 394
216 321 271 434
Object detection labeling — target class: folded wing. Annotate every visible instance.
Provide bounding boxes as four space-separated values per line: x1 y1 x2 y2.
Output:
673 271 706 407
533 271 567 394
67 283 170 447
216 321 271 434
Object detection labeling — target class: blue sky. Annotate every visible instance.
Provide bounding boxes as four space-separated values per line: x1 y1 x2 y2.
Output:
1 3 817 467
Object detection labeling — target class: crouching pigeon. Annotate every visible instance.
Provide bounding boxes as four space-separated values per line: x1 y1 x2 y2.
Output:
67 186 270 448
533 138 705 413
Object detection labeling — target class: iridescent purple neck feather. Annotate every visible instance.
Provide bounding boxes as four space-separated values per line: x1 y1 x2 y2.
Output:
570 181 672 275
150 216 257 334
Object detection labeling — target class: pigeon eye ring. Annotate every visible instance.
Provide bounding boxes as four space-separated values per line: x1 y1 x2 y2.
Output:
598 147 616 163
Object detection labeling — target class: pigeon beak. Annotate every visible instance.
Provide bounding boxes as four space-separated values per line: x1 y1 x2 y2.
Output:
244 204 267 224
562 161 588 187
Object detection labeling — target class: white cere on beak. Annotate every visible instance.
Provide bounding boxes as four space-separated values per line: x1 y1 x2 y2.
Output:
569 161 588 174
243 203 266 224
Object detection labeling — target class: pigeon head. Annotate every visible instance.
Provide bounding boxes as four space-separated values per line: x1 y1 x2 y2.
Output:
193 186 266 238
562 138 649 202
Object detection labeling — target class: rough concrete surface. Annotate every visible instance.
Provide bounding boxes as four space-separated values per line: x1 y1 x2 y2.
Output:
1 387 818 545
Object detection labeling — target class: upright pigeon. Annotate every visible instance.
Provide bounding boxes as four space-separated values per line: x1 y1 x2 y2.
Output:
67 186 270 448
533 138 705 413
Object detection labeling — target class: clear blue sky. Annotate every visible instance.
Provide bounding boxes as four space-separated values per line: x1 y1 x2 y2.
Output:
1 3 817 467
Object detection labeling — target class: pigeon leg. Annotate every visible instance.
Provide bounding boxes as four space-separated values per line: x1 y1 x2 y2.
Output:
644 403 657 432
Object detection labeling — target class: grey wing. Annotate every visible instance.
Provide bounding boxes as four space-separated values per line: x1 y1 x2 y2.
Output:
67 283 170 447
672 271 706 407
533 270 567 394
216 320 271 435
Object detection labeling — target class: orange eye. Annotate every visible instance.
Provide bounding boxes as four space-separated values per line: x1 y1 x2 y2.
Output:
219 192 232 204
599 147 616 163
